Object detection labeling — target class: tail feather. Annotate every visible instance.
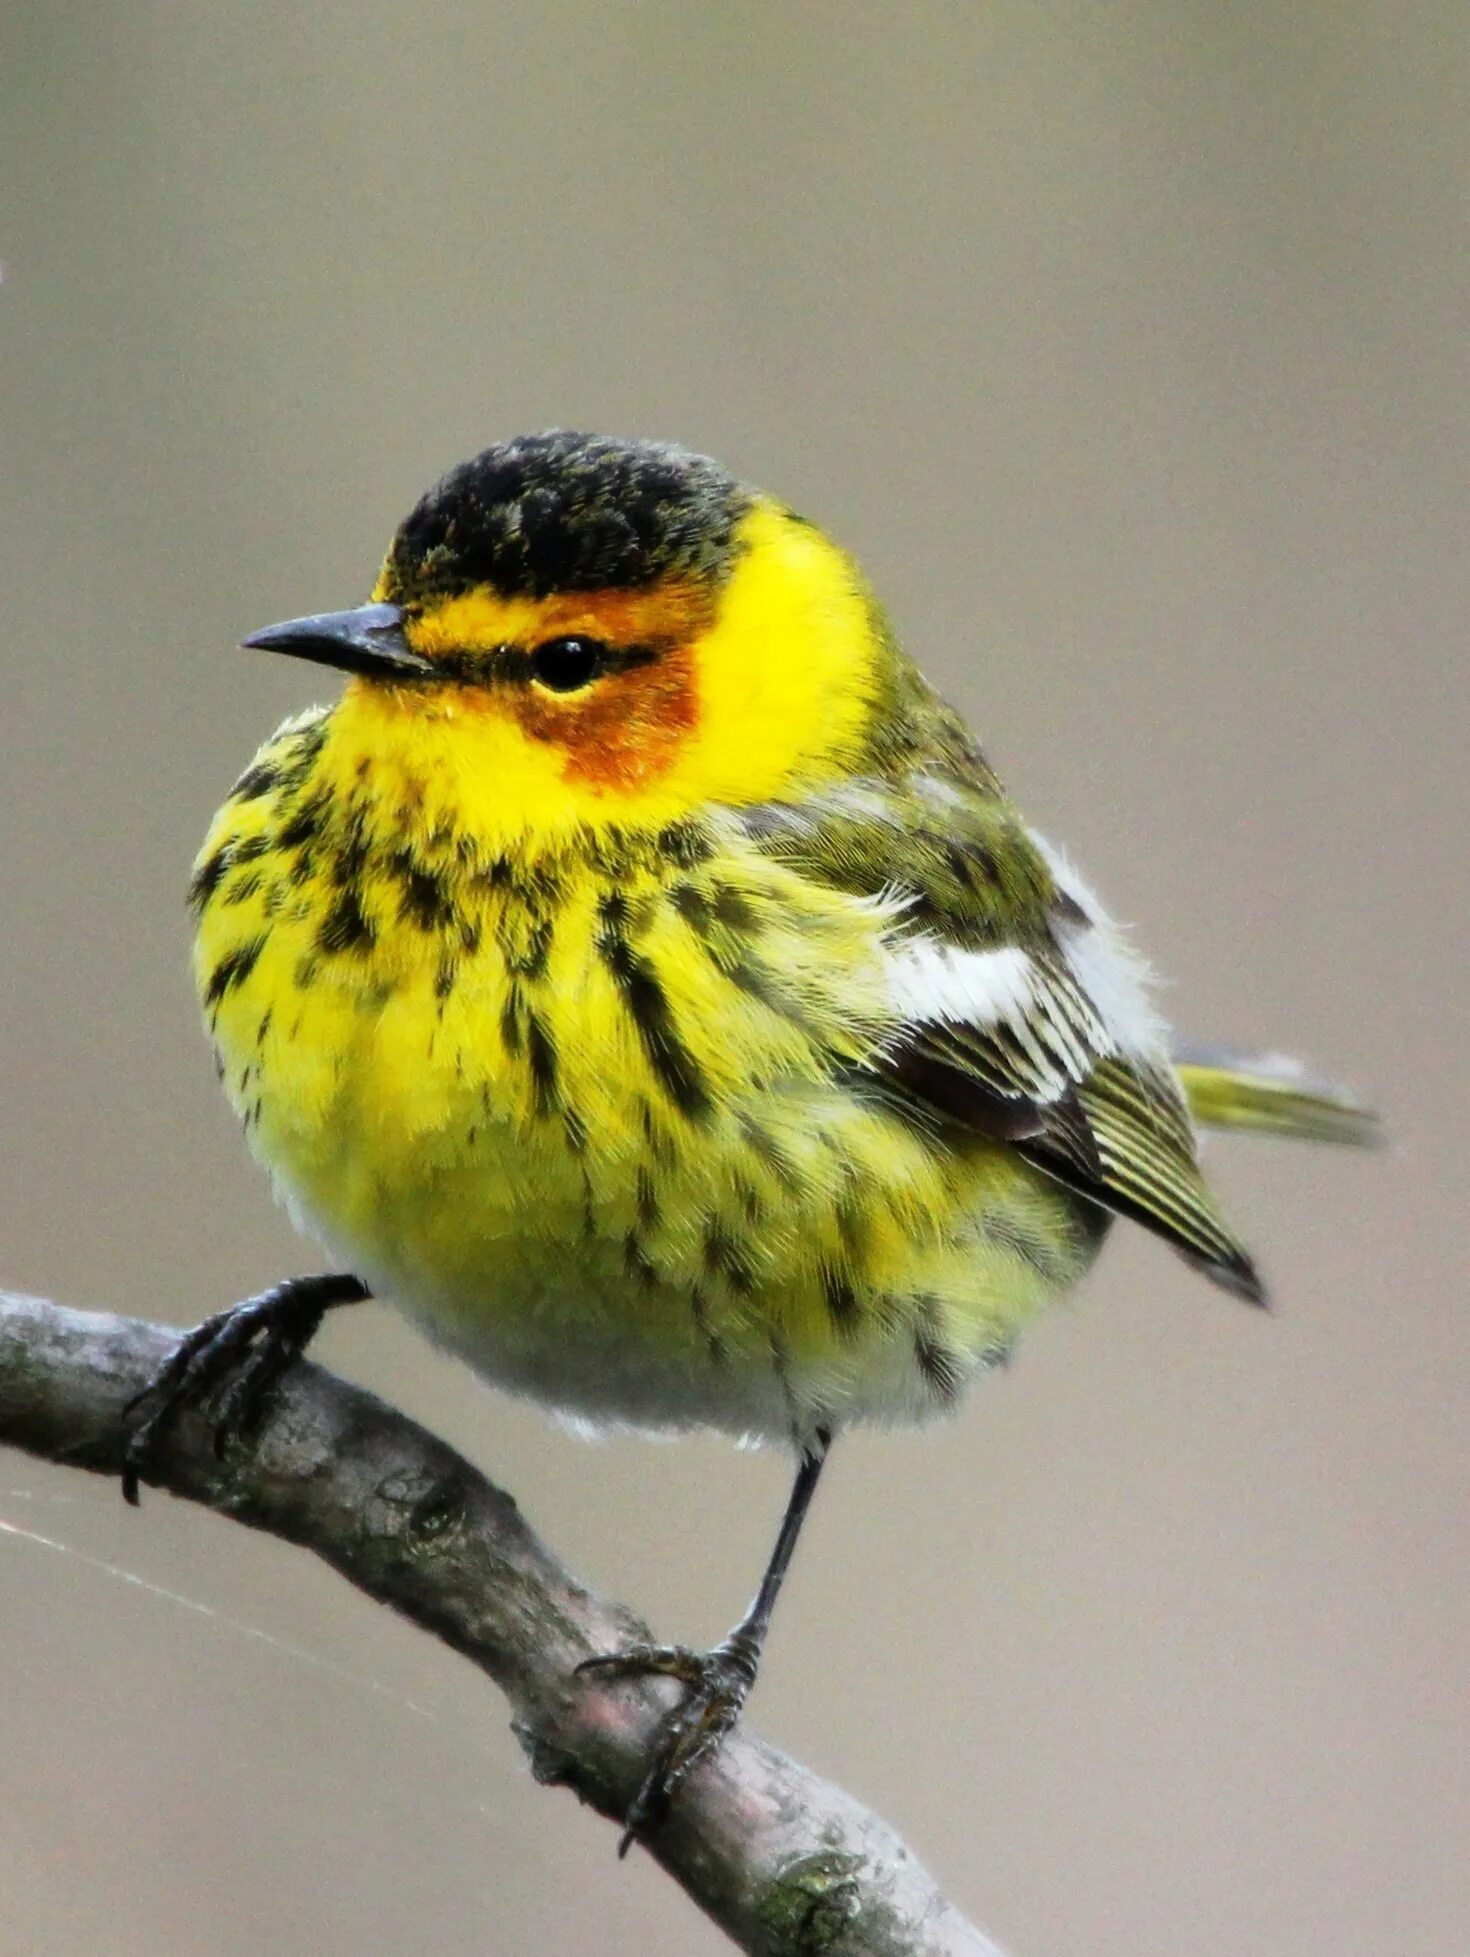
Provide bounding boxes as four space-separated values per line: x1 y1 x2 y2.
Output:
1172 1039 1380 1148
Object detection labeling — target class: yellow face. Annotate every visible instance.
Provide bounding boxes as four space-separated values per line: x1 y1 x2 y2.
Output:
331 501 888 848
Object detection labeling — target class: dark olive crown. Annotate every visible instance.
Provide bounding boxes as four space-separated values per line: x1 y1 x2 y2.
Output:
381 431 751 605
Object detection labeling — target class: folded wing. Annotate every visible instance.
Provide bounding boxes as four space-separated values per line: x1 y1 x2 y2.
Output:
739 771 1264 1302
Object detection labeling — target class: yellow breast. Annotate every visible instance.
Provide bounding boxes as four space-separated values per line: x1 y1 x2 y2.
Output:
191 705 1095 1439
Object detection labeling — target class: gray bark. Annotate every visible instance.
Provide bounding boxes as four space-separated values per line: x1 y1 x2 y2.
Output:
0 1289 1008 1957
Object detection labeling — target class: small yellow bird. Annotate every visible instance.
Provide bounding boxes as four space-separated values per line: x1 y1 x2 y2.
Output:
126 431 1374 1843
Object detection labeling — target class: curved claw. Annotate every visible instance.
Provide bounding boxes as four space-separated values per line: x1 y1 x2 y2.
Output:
575 1641 708 1686
120 1275 365 1504
575 1637 761 1855
209 1315 318 1443
122 1304 268 1503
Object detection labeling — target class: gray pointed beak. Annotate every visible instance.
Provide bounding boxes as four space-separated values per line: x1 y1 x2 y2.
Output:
241 602 436 681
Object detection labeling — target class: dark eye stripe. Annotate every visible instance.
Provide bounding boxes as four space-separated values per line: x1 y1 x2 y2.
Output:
413 639 661 688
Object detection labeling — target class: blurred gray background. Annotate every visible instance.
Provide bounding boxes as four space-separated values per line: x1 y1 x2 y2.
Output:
1 5 1464 1954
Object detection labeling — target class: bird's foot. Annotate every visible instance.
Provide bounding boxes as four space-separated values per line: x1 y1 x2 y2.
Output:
121 1275 366 1504
576 1632 762 1854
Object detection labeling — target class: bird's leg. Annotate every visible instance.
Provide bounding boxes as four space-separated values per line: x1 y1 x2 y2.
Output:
121 1273 370 1504
578 1425 832 1854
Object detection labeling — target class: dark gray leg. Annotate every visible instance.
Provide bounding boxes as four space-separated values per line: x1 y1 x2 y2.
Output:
577 1425 832 1852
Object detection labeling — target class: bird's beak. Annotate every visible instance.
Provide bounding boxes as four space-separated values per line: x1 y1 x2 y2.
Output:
241 603 437 681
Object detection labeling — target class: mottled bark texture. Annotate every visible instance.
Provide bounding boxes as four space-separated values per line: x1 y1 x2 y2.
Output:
0 1291 1006 1957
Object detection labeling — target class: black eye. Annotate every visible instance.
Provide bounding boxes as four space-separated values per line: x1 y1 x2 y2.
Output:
529 636 606 692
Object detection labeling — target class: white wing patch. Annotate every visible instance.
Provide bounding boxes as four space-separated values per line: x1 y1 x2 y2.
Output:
882 827 1172 1110
885 940 1037 1028
883 936 1106 1102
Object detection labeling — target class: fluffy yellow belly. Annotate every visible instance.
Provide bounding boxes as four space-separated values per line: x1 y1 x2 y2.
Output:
194 748 1102 1441
221 982 1093 1440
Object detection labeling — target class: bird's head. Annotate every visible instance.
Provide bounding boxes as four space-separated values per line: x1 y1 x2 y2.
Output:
247 432 901 848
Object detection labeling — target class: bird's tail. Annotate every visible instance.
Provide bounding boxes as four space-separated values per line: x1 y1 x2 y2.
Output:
1172 1039 1380 1148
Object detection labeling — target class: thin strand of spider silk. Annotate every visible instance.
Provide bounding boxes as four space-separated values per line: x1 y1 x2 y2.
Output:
0 1506 494 1786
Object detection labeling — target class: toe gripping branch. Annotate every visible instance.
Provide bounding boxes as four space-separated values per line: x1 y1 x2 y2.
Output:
120 1274 370 1504
577 1632 765 1854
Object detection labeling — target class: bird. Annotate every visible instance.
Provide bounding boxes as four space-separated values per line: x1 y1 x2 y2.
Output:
124 430 1376 1847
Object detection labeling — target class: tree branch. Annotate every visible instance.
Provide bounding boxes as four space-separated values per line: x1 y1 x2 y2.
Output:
0 1290 1006 1957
